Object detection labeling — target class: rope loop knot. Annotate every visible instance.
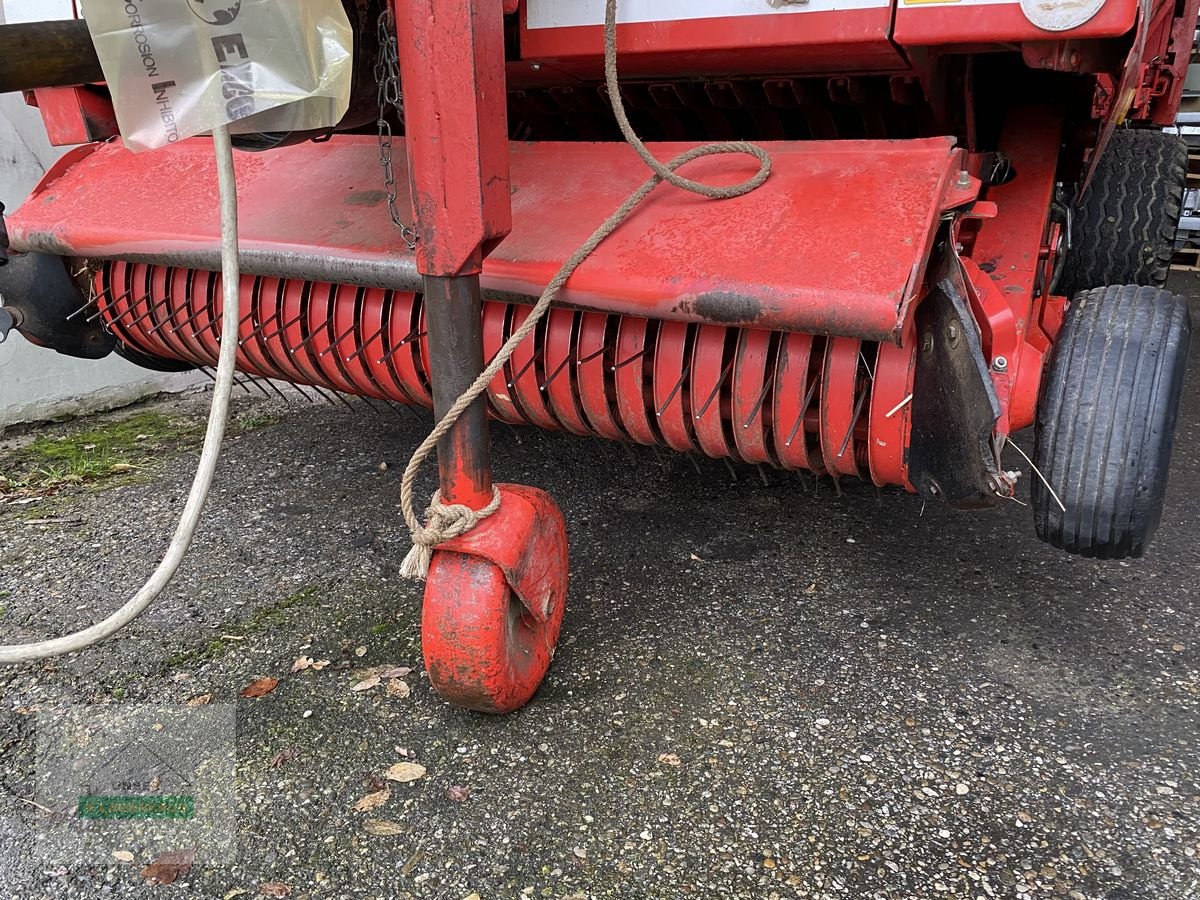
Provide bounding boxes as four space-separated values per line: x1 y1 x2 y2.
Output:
400 485 503 580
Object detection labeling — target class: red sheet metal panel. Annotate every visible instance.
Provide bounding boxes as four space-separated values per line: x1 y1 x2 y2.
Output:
893 0 1139 46
8 135 970 342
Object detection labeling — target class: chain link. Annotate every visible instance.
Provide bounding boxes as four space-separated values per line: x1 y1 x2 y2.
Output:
376 7 418 250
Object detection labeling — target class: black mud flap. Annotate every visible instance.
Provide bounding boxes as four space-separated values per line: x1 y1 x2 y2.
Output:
0 251 114 359
907 247 1003 509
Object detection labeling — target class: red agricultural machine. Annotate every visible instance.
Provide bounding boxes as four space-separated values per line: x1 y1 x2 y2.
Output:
0 0 1195 711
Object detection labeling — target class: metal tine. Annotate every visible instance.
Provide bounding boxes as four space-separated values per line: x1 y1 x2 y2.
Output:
610 347 647 372
252 311 304 345
836 386 870 459
375 327 425 365
538 355 571 392
87 288 141 323
166 304 212 335
344 323 386 362
859 349 876 381
742 374 773 429
506 353 537 388
66 285 107 321
293 319 333 352
328 390 360 413
290 384 318 404
241 375 275 400
257 376 292 404
199 366 252 395
124 295 172 328
695 358 734 420
655 365 690 418
784 377 821 447
757 464 771 487
619 441 639 466
575 346 606 366
686 451 704 476
200 307 255 339
319 323 358 358
356 395 386 417
649 442 669 472
722 456 739 482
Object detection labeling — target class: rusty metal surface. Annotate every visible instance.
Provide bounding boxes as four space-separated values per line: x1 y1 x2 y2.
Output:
423 483 568 713
9 135 970 341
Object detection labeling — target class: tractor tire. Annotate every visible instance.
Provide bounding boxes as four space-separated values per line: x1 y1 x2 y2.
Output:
1032 284 1191 559
1058 128 1187 298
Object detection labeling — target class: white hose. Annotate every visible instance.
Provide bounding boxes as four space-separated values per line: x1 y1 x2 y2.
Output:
0 125 241 662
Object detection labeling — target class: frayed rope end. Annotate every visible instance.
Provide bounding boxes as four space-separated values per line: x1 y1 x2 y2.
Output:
400 543 434 581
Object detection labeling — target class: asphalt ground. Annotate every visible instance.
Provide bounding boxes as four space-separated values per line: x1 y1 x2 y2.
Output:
0 280 1198 900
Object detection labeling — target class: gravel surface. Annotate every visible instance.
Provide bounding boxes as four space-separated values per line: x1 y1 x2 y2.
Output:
0 284 1197 900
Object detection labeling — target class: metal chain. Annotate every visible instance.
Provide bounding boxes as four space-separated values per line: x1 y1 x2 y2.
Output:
376 7 418 250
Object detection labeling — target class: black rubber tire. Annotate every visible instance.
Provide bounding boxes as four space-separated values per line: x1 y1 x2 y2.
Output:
1033 284 1191 559
1058 129 1187 298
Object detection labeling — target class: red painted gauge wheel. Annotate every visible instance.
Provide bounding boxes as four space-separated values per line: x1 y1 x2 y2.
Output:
422 551 565 713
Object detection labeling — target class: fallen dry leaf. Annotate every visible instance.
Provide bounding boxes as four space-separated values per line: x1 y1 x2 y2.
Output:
689 552 704 561
463 894 482 900
386 679 411 699
574 847 588 860
352 787 391 812
310 659 330 671
269 747 300 769
385 761 427 783
223 890 249 900
804 582 818 594
363 818 406 836
354 645 367 657
291 656 314 674
140 848 195 885
351 675 381 692
657 753 682 767
446 785 470 803
257 883 292 898
186 694 212 707
112 850 134 863
380 666 412 679
239 677 279 699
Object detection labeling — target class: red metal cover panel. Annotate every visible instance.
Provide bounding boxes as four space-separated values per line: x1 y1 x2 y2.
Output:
8 135 968 342
893 0 1139 45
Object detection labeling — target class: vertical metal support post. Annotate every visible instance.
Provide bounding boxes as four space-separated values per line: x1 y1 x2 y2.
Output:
423 275 492 506
394 0 512 509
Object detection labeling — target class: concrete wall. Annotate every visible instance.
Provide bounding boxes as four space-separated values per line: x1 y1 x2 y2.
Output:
0 1 201 428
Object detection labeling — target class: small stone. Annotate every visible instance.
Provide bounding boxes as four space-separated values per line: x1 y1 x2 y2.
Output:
955 783 970 795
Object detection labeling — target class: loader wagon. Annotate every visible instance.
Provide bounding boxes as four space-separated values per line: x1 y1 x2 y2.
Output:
0 0 1195 711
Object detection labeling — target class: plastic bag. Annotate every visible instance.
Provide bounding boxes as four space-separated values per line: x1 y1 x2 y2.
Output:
81 0 353 152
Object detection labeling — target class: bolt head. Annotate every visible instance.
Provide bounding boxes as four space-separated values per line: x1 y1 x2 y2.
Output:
992 355 1009 372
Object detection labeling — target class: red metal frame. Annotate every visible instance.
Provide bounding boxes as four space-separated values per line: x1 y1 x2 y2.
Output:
8 135 979 343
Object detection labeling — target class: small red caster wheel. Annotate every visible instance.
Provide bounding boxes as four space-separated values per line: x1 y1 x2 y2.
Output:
420 485 568 713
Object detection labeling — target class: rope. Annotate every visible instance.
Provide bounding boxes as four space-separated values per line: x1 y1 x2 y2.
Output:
399 0 773 579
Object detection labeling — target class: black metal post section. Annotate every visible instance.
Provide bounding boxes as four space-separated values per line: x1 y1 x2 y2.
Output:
0 21 103 93
422 274 494 508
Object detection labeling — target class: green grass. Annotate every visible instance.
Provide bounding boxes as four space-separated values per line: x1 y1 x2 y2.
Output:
0 411 205 497
163 585 322 670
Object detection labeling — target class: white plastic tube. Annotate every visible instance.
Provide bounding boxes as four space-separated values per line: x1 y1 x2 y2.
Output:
0 125 242 663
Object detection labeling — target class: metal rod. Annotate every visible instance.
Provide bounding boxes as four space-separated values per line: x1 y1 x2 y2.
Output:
375 328 425 365
344 323 386 362
655 365 690 418
611 347 647 372
742 374 773 429
576 346 606 366
319 322 358 357
695 359 734 420
505 353 537 389
837 387 870 459
539 355 571 391
784 377 821 447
